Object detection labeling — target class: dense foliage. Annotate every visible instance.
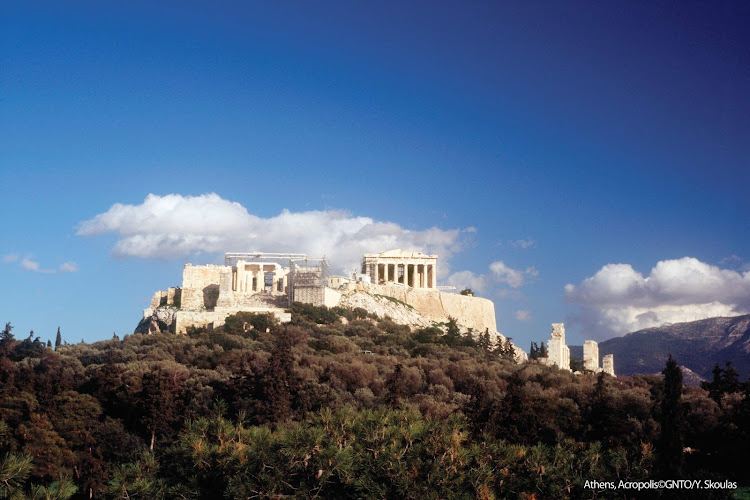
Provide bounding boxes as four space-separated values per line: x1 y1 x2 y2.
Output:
1 307 748 499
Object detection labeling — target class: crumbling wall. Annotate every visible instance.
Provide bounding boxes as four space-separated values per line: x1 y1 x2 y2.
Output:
603 354 616 377
545 323 571 371
583 340 599 372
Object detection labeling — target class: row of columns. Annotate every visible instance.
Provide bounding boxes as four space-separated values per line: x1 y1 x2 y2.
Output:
233 263 286 294
371 262 436 288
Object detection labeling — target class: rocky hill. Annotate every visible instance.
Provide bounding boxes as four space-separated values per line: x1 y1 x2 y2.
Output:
594 315 750 380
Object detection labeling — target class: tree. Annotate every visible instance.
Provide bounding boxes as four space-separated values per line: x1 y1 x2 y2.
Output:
258 326 303 424
459 288 474 296
570 356 584 372
701 361 741 406
478 330 492 351
495 337 515 361
443 318 461 347
385 364 408 405
0 323 14 357
656 354 683 477
137 368 186 450
529 342 538 360
54 327 61 351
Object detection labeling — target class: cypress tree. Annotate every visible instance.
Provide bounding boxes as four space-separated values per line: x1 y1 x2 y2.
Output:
657 354 684 477
54 327 62 351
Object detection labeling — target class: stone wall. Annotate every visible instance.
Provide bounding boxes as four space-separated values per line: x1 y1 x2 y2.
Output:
342 282 497 333
602 354 616 377
293 286 324 307
544 323 571 371
173 308 291 335
583 340 599 372
181 264 230 309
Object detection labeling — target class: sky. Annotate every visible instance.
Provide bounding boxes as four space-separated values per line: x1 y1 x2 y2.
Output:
1 1 749 350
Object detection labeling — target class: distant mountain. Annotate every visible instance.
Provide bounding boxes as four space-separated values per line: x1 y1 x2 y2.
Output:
594 315 750 380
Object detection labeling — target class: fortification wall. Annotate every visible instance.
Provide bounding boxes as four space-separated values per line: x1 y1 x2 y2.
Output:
348 282 497 332
173 308 291 335
182 264 229 288
181 264 229 309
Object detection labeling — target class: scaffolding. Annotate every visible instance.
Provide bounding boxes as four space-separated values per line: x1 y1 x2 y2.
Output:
224 252 307 267
288 257 329 305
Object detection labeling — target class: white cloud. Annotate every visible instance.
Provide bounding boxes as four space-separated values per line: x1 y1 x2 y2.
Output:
5 254 78 274
59 261 79 273
565 257 750 339
489 261 537 288
447 261 537 296
445 271 489 294
20 257 41 272
511 239 536 249
514 310 531 322
77 193 467 275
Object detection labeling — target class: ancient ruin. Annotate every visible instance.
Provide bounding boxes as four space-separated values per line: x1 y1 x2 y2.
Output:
602 354 615 377
138 249 519 360
542 323 571 371
362 250 437 288
540 324 615 376
583 340 599 372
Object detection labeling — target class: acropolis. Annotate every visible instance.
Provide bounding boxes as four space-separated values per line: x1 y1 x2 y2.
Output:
138 249 514 358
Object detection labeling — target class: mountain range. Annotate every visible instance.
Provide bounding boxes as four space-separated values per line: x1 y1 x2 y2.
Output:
570 314 750 382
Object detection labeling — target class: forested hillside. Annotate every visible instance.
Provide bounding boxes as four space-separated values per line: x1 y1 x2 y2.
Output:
1 304 748 499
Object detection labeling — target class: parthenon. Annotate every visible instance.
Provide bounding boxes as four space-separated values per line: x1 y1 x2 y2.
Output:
362 249 437 288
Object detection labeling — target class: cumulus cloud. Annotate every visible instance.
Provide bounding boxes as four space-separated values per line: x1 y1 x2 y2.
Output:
565 257 750 339
490 261 537 288
445 271 490 294
447 261 537 295
3 254 19 263
514 310 531 322
77 193 467 275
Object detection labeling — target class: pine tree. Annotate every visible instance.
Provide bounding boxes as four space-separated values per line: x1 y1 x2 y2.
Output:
657 354 684 477
55 327 62 351
444 317 461 346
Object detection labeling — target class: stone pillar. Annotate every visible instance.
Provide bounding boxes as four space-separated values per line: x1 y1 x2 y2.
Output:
603 355 615 377
583 340 599 372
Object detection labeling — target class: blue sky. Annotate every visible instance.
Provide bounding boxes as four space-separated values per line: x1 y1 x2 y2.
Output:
2 1 749 349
